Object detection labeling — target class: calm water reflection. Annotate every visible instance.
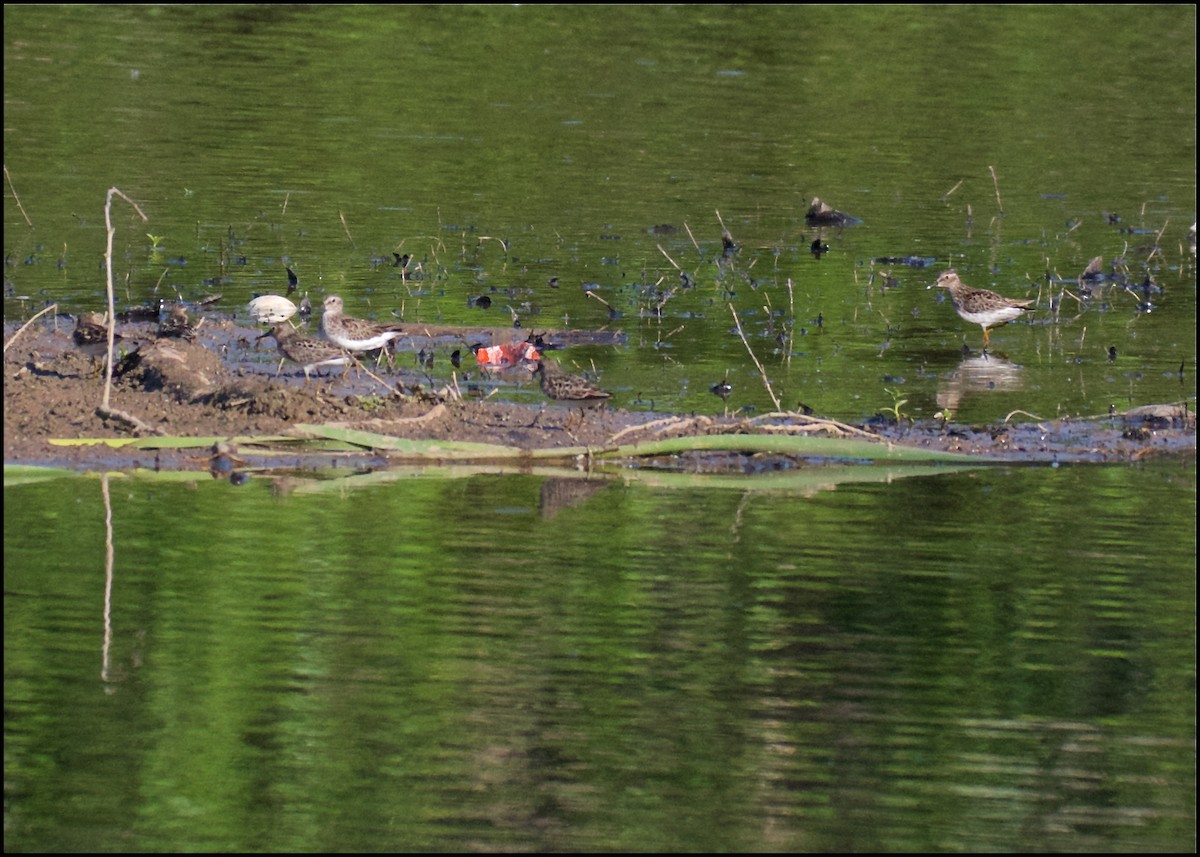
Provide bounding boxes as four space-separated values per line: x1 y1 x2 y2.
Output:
4 4 1195 852
5 462 1195 851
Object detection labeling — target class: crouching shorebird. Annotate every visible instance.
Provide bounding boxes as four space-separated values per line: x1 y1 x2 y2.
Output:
73 312 123 370
534 359 612 432
930 270 1034 349
257 322 358 383
320 295 405 366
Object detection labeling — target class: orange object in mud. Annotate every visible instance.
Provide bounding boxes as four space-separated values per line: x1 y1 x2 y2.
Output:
475 340 541 368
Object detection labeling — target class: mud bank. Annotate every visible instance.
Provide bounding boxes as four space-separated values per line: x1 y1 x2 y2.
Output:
4 318 1194 475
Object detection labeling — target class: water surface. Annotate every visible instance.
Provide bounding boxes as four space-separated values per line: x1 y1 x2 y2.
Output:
4 4 1195 422
3 5 1195 852
5 461 1196 851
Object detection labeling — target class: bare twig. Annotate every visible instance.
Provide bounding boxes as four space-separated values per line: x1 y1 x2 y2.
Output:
750 411 878 440
715 209 729 234
96 405 159 435
357 360 407 398
729 303 781 411
338 210 355 246
4 165 33 227
988 165 1004 213
477 235 509 253
585 290 612 311
103 188 148 411
940 179 964 202
683 222 701 252
325 403 448 431
3 303 57 354
784 277 795 368
607 414 714 445
657 243 681 270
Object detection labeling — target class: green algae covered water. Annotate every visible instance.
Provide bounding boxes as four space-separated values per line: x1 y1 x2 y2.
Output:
4 5 1195 851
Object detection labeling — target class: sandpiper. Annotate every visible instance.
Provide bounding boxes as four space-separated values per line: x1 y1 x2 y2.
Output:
534 359 611 430
930 270 1034 348
73 312 122 365
258 323 357 383
320 295 405 365
156 304 196 341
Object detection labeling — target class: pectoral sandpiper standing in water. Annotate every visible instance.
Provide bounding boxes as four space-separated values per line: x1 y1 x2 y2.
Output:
258 323 357 383
320 295 405 366
534 359 612 431
930 270 1034 348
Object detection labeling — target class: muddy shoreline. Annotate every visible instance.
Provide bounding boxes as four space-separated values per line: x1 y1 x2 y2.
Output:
4 317 1195 475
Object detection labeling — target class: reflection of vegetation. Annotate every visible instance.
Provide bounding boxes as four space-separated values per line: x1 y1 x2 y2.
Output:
5 458 1197 851
3 4 1195 850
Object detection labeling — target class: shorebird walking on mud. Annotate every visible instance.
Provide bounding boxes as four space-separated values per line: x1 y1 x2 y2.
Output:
533 359 612 433
320 295 406 366
258 322 358 383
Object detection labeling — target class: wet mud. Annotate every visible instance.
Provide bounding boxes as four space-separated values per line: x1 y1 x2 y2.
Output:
4 317 1195 475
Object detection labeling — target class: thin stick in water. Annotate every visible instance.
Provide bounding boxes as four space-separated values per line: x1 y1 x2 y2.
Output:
729 303 781 411
988 165 1004 213
4 165 33 227
940 179 964 202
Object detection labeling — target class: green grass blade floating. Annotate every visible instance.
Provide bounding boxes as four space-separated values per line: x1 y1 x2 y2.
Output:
293 424 527 458
529 432 990 464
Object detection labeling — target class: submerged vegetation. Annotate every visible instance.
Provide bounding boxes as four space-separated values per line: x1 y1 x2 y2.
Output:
3 181 1195 479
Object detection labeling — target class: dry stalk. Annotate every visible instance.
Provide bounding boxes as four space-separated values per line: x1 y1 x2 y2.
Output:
607 414 713 445
585 290 612 311
103 188 148 411
729 303 781 411
1152 219 1169 254
357 360 408 398
752 421 861 439
940 179 963 202
657 243 681 270
338 210 355 246
478 235 509 253
751 411 878 440
988 165 1004 213
683 222 701 252
326 403 448 431
4 164 33 227
784 277 796 368
96 405 159 435
3 303 57 354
